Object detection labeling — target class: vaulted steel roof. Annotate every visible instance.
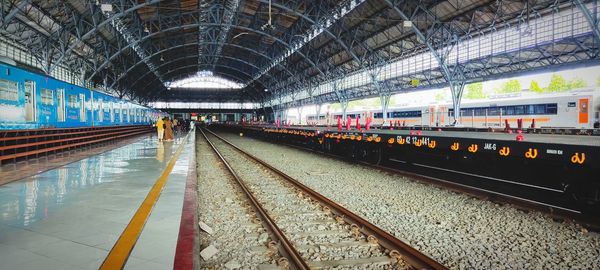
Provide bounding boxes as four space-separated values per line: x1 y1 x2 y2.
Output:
1 0 599 106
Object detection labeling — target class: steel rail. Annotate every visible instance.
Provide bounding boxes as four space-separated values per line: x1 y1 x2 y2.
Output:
198 128 310 270
203 128 447 270
236 125 600 231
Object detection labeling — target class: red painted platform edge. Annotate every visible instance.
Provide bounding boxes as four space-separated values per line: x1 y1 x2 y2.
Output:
174 140 198 270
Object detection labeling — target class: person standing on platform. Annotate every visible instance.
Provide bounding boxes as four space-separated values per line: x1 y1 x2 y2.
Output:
173 118 179 135
156 117 165 142
164 117 174 141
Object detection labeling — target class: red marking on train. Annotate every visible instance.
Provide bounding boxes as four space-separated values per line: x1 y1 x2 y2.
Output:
173 150 198 270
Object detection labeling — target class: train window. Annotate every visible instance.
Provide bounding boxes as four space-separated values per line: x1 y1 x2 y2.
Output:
488 107 499 116
41 89 53 105
67 94 78 108
515 105 525 115
546 104 558 114
534 104 545 114
391 110 422 118
0 79 18 101
475 108 486 116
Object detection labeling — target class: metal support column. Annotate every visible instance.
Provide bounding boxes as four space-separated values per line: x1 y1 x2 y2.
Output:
450 82 466 126
282 108 288 124
379 94 391 126
315 103 322 124
341 100 349 124
383 0 466 126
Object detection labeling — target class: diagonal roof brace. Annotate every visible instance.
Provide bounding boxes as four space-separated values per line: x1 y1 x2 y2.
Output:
248 0 366 84
97 2 164 85
210 0 241 68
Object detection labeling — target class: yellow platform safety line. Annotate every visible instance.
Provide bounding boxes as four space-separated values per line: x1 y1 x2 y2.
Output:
100 133 190 270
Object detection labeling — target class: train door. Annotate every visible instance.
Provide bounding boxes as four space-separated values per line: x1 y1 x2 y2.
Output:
579 98 589 125
57 88 65 122
79 93 86 122
24 80 36 122
98 99 104 122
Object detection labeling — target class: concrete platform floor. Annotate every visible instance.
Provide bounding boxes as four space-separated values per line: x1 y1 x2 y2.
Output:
0 132 195 270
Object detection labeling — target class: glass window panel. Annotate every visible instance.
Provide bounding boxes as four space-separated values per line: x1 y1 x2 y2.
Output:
41 89 53 105
0 79 18 101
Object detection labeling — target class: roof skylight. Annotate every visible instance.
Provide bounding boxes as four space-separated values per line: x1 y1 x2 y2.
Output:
166 70 245 89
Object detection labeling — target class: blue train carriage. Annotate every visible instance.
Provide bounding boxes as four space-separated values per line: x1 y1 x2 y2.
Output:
1 62 92 129
89 91 153 126
1 62 159 130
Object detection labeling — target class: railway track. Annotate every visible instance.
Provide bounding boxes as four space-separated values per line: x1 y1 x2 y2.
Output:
263 135 600 231
199 128 446 270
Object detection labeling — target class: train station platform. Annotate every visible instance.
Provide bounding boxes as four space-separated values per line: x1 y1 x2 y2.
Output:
0 132 196 270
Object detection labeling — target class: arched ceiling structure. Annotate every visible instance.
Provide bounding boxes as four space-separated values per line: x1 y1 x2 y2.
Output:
1 0 599 106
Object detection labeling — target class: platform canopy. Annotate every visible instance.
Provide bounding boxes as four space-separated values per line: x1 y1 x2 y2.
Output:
1 0 599 107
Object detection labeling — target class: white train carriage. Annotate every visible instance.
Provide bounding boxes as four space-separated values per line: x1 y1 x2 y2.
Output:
447 89 598 129
304 89 599 129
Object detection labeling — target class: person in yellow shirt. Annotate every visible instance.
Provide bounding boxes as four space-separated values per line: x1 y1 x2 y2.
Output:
156 117 165 141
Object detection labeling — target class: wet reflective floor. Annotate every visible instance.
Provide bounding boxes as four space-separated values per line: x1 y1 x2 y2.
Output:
0 133 194 270
0 135 147 186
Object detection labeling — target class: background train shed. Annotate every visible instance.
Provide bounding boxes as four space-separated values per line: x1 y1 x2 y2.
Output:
1 1 600 269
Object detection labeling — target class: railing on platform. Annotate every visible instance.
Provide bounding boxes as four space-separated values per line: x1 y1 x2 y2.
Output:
0 125 152 164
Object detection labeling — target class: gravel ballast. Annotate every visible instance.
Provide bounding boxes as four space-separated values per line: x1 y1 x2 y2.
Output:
209 133 407 269
196 136 280 269
215 131 600 270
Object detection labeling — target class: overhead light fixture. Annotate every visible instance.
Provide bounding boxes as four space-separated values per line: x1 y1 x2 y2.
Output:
100 3 113 12
403 21 413 28
264 88 269 92
144 25 150 33
261 0 275 31
160 55 164 62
